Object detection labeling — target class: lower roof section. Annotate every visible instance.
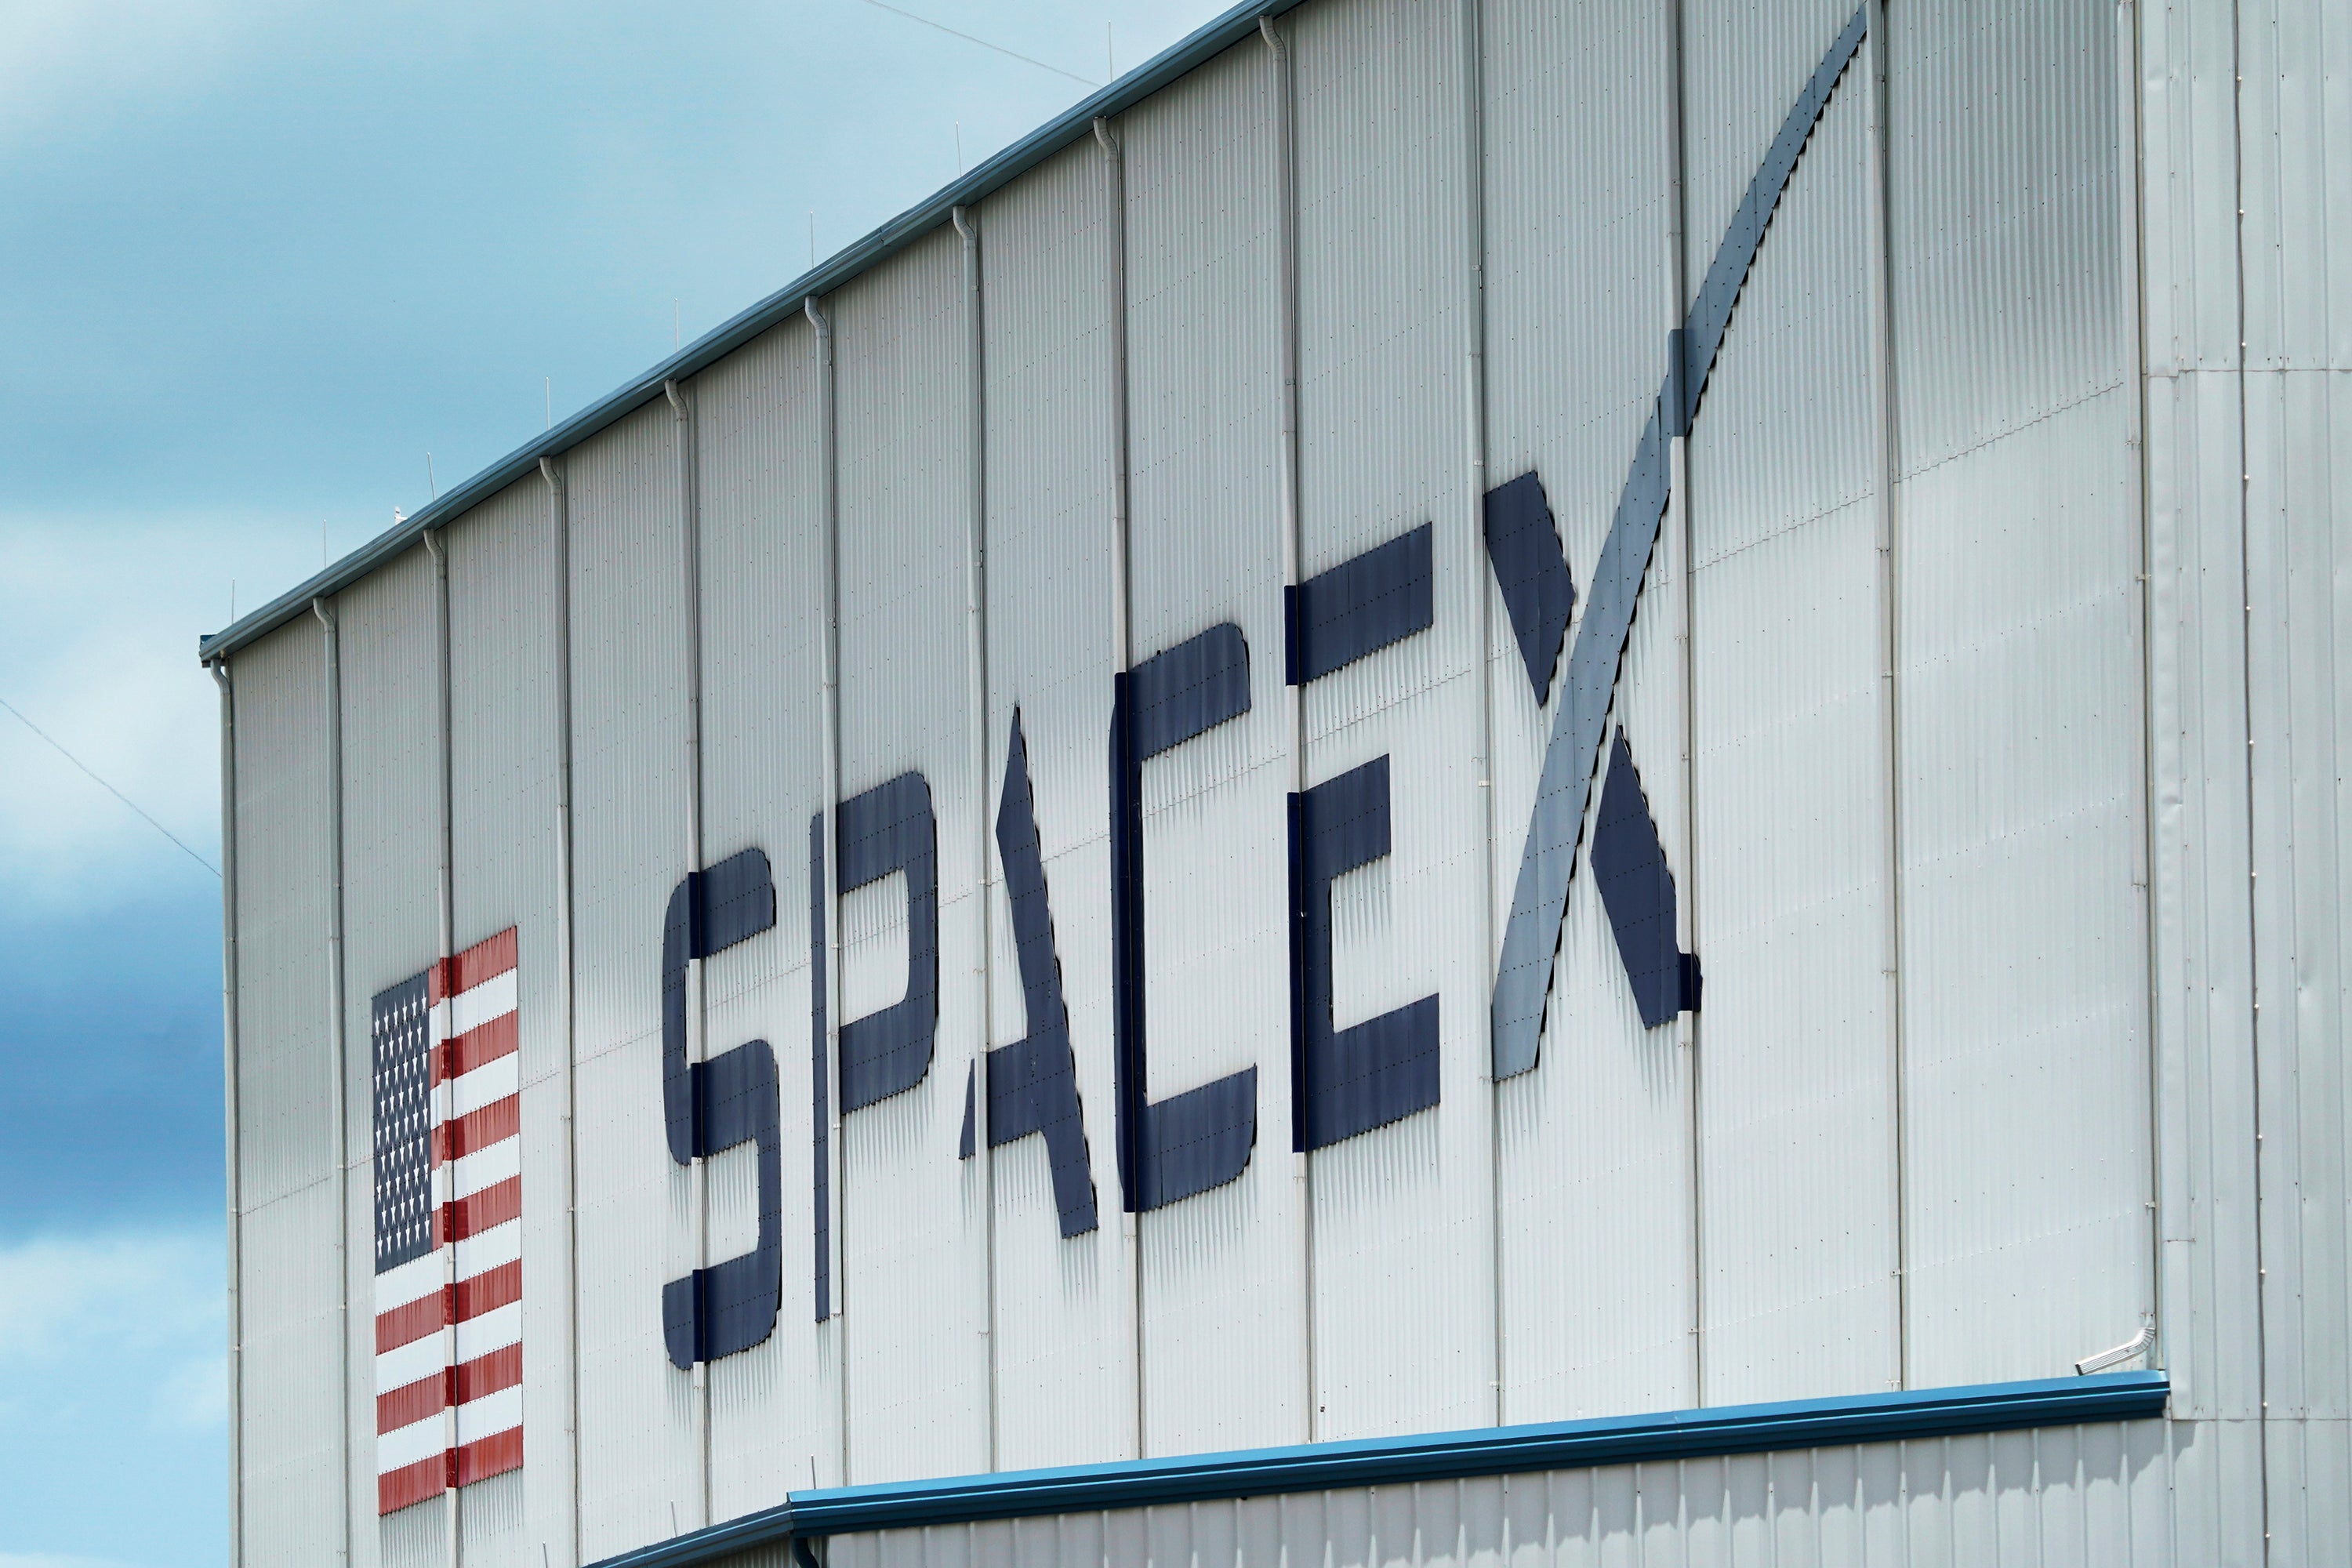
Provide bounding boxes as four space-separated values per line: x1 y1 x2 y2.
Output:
590 1373 2169 1568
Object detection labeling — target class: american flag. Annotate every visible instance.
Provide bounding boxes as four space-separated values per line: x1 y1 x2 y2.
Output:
372 928 524 1515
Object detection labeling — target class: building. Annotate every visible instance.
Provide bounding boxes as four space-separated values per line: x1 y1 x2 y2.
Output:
196 0 2347 1563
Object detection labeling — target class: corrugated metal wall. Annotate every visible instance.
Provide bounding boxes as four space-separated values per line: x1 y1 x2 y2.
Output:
1688 60 1893 1409
1290 0 1489 1445
216 0 2352 1561
817 1420 2189 1568
975 136 1131 1472
335 543 444 1568
564 398 700 1559
694 317 837 1506
230 619 343 1568
1481 0 1691 1427
1117 36 1305 1457
832 227 992 1483
448 476 569 1563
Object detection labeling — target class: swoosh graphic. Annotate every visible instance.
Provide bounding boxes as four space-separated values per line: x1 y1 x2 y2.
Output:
1492 5 1871 1078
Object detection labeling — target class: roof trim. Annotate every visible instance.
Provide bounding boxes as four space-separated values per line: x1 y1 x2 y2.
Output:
198 0 1310 664
585 1373 2169 1568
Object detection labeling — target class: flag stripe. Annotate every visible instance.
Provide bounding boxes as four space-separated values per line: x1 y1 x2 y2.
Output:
433 1011 520 1087
444 1174 521 1242
378 1455 445 1514
377 1371 445 1436
455 1427 524 1488
430 928 519 1005
436 1094 521 1165
454 1341 523 1406
452 1258 522 1323
376 1292 443 1356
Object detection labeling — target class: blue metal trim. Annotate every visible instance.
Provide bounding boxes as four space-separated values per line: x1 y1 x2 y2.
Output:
584 1374 2167 1567
197 0 1316 667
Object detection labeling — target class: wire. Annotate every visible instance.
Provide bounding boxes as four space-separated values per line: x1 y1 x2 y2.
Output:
858 0 1100 89
0 693 220 877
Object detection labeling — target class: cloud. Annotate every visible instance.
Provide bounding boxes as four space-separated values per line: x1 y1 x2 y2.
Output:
0 1224 224 1377
0 511 319 910
0 0 289 154
0 1554 140 1568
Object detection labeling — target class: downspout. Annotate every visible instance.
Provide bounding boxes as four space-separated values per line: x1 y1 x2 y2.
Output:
1091 113 1144 1464
950 201 1000 1472
805 292 849 1486
422 524 459 1568
1258 10 1315 1449
213 657 245 1568
314 596 351 1567
539 452 583 1566
1860 0 1909 1392
665 373 713 1529
1663 0 1703 1406
1457 0 1503 1428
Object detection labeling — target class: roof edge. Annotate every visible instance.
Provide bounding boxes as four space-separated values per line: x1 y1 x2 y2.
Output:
584 1373 2169 1568
198 0 1309 664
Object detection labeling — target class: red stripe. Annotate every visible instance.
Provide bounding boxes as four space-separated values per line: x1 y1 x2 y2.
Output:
445 1176 521 1243
376 1291 444 1355
430 928 518 1004
433 1094 521 1166
454 1341 523 1405
431 1011 518 1087
456 1425 524 1487
377 1370 445 1435
378 1454 445 1514
452 1258 521 1324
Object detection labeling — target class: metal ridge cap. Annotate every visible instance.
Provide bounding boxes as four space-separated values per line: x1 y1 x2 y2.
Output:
197 0 1308 665
582 1374 2167 1566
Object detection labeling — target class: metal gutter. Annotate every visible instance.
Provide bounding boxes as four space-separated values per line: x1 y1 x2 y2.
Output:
197 0 1309 666
586 1374 2169 1568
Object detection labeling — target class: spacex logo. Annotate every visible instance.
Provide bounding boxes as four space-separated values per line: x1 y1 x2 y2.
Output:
644 4 1867 1370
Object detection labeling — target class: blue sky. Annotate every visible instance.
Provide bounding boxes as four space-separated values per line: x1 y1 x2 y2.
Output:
0 2 1214 1563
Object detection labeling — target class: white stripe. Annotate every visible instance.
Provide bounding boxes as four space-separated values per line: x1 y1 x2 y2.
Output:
434 1136 519 1204
375 1332 445 1396
373 1251 442 1314
376 1412 446 1475
449 970 517 1037
454 1384 523 1443
456 1301 522 1363
441 1053 520 1123
454 1217 521 1283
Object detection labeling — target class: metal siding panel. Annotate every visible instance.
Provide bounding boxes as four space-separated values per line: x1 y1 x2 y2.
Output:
235 619 337 1211
240 1179 345 1568
1290 0 1486 1444
336 545 441 1567
1687 82 1893 1406
833 227 989 1483
1678 0 1854 320
1119 36 1305 1457
695 315 835 1509
976 137 1131 1472
1480 0 1690 1425
567 400 698 1559
448 477 572 1565
2247 362 2352 1558
2238 0 2352 372
1889 0 2152 1390
231 619 346 1566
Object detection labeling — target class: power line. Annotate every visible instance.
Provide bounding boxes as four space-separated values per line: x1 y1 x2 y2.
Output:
0 693 220 877
858 0 1100 89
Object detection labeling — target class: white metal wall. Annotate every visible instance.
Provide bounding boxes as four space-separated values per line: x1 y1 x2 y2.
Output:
975 136 1131 1473
694 317 836 1505
833 227 991 1483
336 543 445 1568
818 1420 2190 1568
564 398 699 1559
1118 35 1305 1457
1480 0 1692 1427
216 0 2352 1563
231 619 343 1568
